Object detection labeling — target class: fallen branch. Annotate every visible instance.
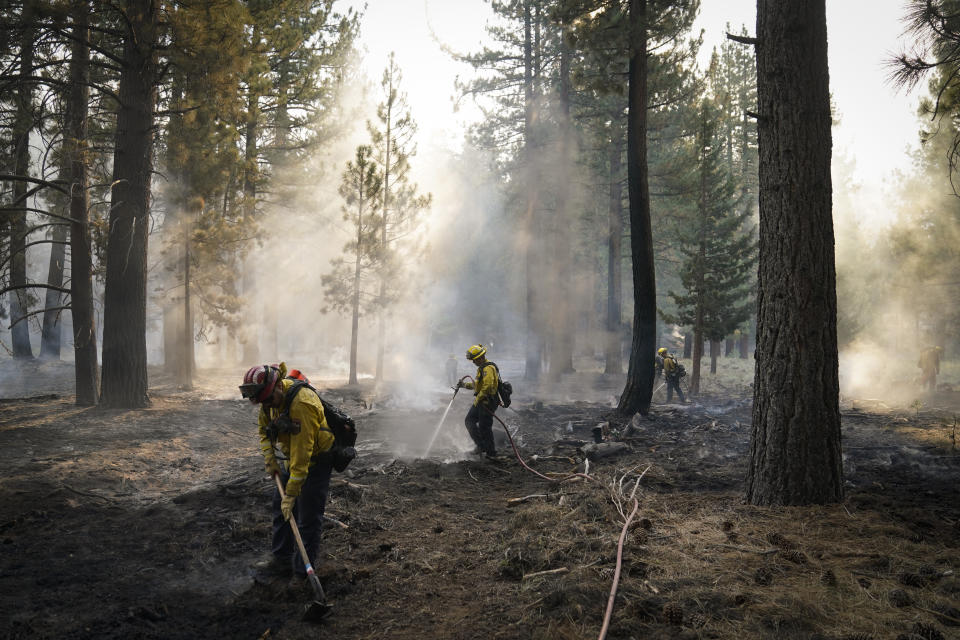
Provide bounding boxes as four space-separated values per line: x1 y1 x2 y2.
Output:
711 543 780 555
522 567 568 580
507 494 547 505
323 515 348 530
598 498 639 640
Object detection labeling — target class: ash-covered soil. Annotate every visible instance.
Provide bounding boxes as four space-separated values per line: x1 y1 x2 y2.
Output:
1 361 959 640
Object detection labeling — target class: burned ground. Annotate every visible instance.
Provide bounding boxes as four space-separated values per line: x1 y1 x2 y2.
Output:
1 362 958 640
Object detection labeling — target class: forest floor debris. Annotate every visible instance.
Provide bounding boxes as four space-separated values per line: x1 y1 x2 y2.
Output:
0 361 958 639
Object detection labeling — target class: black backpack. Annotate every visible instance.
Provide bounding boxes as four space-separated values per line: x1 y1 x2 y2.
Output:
479 361 513 408
275 380 358 472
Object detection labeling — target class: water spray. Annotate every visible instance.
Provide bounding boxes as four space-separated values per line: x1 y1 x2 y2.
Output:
421 376 468 458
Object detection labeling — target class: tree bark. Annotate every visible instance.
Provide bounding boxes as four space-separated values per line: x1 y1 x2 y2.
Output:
740 330 749 359
746 0 842 505
710 339 719 374
617 0 656 416
39 214 68 359
549 23 575 379
683 332 691 358
10 1 37 358
604 124 624 375
66 0 98 405
523 0 542 382
99 0 158 408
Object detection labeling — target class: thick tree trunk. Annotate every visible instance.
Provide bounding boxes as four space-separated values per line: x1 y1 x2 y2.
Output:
604 125 624 375
10 3 36 358
617 0 656 416
746 0 842 505
725 337 734 357
39 221 68 359
710 339 719 374
740 331 749 359
66 1 98 405
100 0 158 408
683 332 691 358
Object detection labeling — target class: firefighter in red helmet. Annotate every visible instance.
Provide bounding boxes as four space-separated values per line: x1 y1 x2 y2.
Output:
240 362 335 580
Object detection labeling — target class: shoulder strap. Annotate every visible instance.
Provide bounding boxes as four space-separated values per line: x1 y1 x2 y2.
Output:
282 380 310 415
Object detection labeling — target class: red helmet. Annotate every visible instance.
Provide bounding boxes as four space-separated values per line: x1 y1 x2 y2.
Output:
239 364 279 403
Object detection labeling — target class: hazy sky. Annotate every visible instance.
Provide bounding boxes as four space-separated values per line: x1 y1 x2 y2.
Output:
346 0 925 228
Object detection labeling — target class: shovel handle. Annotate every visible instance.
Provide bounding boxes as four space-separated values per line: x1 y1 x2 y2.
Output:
274 474 327 603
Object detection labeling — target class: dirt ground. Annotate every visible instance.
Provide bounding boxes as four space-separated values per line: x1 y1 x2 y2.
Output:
1 360 958 640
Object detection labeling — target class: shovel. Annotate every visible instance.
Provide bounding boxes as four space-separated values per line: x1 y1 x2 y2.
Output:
274 474 333 622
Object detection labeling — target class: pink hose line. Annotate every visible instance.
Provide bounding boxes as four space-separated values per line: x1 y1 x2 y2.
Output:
598 497 639 640
462 379 634 639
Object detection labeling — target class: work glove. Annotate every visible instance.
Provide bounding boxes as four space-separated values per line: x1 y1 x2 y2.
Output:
281 494 296 521
264 455 282 476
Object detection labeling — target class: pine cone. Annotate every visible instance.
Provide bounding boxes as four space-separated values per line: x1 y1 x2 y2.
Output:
912 622 945 640
686 612 707 629
766 531 798 550
820 569 837 587
780 549 808 564
754 566 773 586
888 588 912 608
662 602 683 625
899 572 927 588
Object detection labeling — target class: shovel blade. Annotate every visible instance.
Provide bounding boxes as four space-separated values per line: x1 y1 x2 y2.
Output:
302 600 333 622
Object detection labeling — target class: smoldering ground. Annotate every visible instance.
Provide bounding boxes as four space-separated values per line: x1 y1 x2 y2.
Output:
1 362 959 640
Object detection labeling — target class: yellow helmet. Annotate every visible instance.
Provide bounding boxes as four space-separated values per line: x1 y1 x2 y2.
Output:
466 344 487 360
657 348 668 356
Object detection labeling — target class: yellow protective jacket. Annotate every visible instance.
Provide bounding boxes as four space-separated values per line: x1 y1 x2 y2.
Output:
463 361 499 407
663 354 681 378
258 378 335 497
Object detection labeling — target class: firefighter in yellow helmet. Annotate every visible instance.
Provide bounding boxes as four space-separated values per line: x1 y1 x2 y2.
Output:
456 344 500 457
657 348 686 403
917 346 943 392
240 362 335 580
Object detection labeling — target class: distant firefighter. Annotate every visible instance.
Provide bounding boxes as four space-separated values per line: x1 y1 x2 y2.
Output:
657 347 686 403
917 346 943 391
456 344 500 458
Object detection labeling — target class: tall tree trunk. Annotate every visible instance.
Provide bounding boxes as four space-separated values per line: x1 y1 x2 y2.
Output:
605 125 624 375
39 220 68 359
691 308 703 395
550 23 575 379
710 339 719 373
66 0 98 405
617 0 656 416
746 0 842 505
739 330 749 359
523 0 542 381
349 192 364 386
10 1 36 358
683 332 692 358
181 214 193 389
376 72 393 382
240 76 260 364
725 337 734 357
100 0 158 408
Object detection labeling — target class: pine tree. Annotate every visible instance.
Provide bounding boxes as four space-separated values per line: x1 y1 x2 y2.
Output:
745 0 843 505
663 99 755 395
322 145 382 385
367 53 431 381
